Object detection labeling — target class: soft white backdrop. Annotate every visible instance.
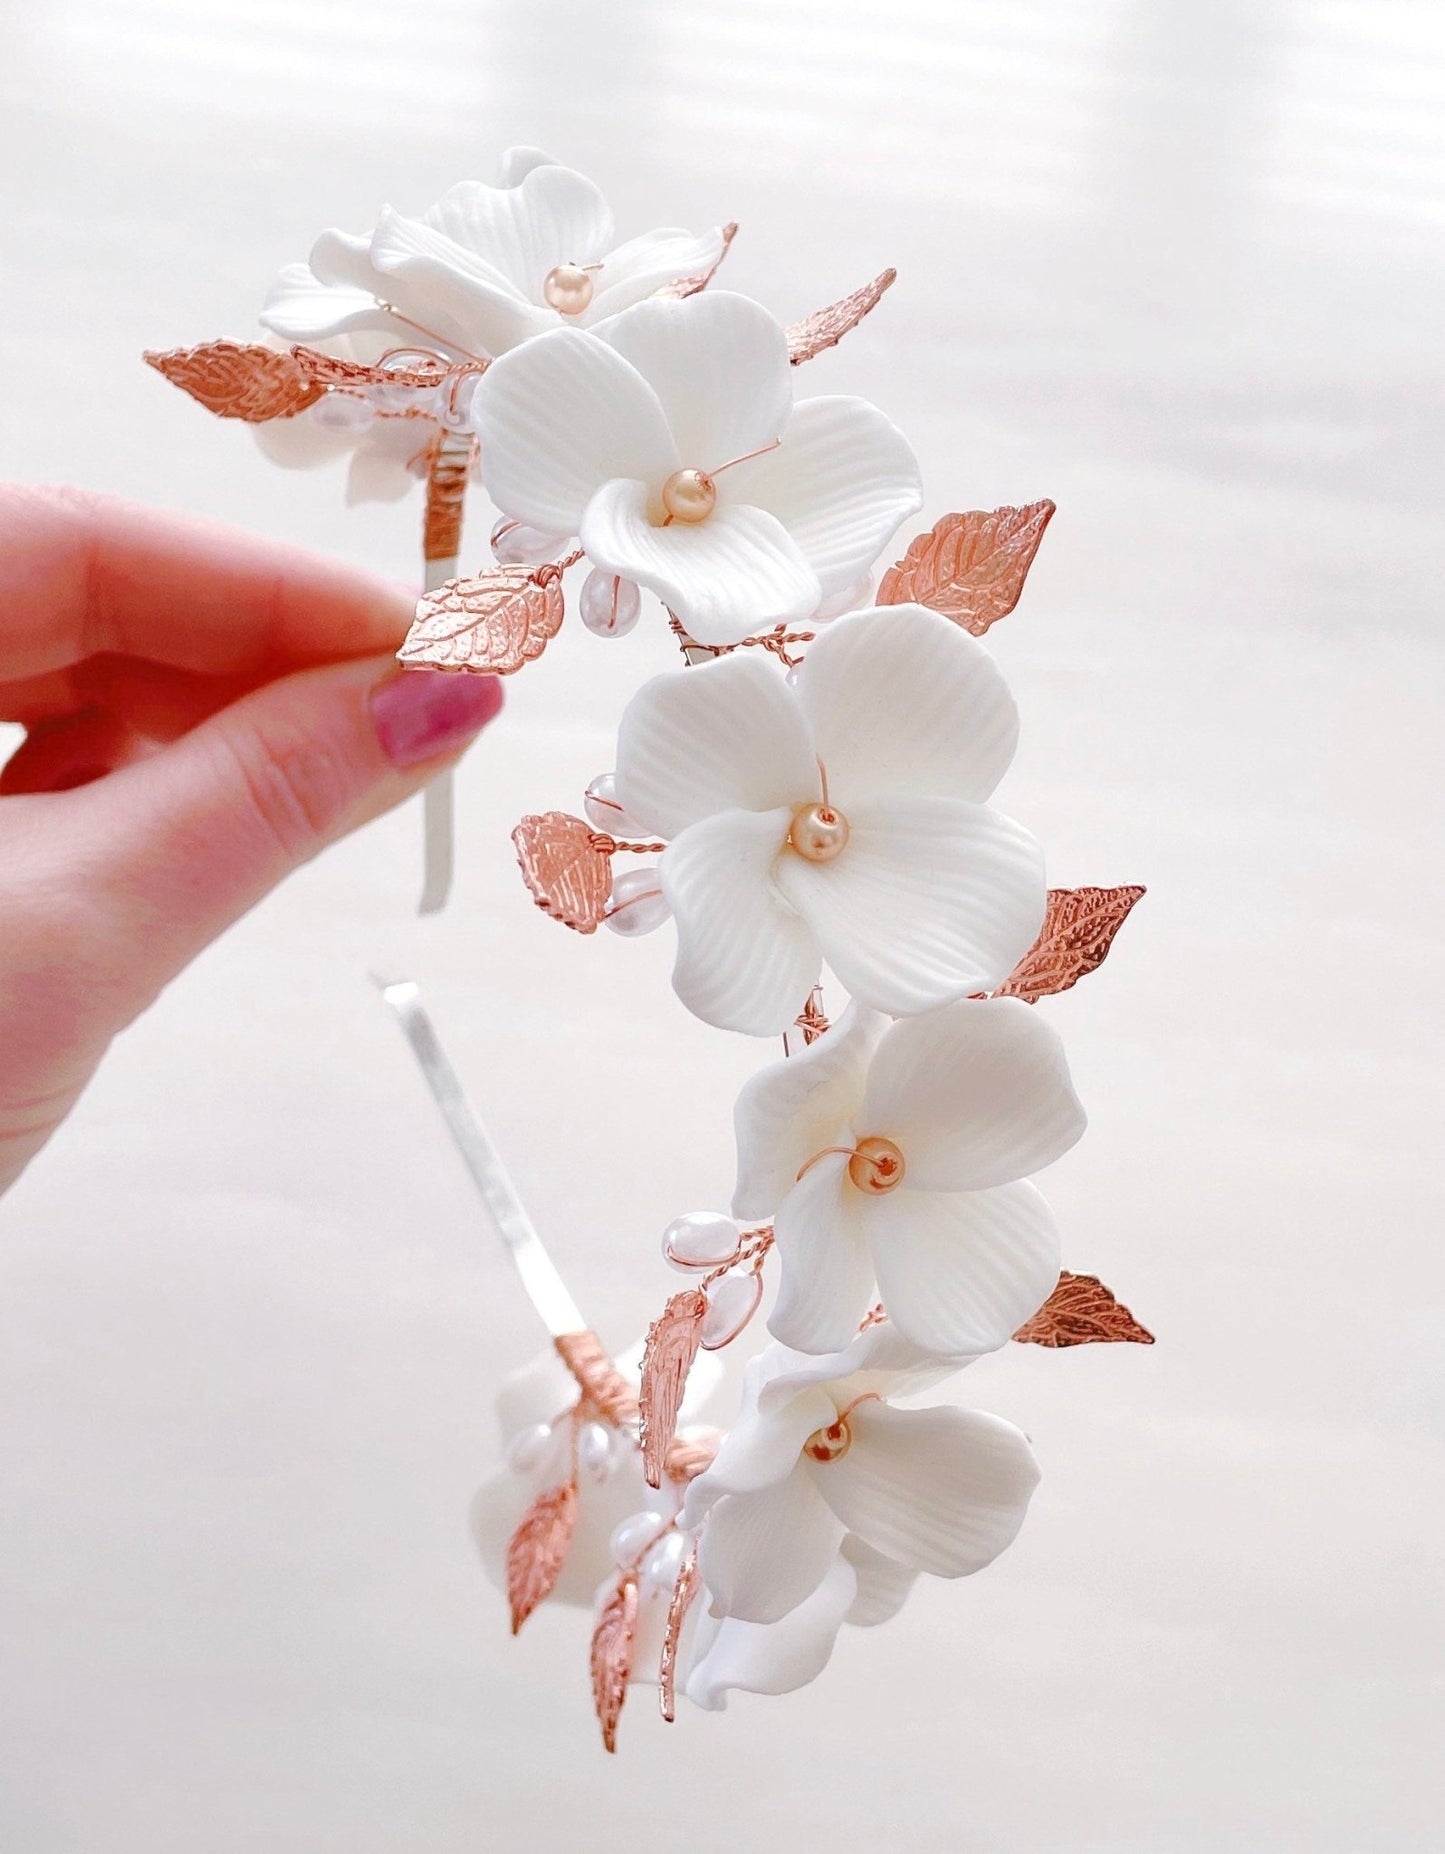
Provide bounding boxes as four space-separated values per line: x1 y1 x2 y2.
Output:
2 2 1442 1849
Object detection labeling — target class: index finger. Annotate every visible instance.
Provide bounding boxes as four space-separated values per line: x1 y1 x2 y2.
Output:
0 484 416 682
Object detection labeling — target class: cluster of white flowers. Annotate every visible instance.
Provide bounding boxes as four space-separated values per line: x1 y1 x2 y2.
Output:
261 150 1104 1731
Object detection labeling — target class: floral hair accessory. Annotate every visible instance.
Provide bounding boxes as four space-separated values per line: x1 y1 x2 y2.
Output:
147 152 1154 1753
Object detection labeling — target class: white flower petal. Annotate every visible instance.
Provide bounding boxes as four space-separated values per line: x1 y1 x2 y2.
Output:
308 227 384 294
369 208 550 356
862 996 1085 1191
418 164 614 292
768 1150 877 1355
614 651 816 840
732 1002 884 1220
841 1534 918 1627
495 1349 583 1440
598 291 792 474
344 419 426 505
496 145 558 185
797 603 1020 805
774 794 1047 1015
813 1402 1039 1578
682 1383 837 1523
685 1554 857 1711
728 394 922 601
580 478 819 647
468 1448 655 1611
660 807 820 1035
864 1179 1061 1356
584 226 730 321
473 330 678 537
752 1323 962 1408
260 262 394 343
698 1469 846 1623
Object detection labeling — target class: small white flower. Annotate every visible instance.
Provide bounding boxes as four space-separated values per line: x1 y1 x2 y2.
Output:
681 1330 1040 1628
469 291 922 645
732 996 1086 1355
612 602 1046 1034
260 147 729 362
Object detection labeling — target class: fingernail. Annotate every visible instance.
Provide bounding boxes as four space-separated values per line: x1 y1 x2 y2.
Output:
371 670 504 769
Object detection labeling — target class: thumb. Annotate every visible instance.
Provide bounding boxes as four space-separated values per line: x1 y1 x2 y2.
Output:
59 654 502 1015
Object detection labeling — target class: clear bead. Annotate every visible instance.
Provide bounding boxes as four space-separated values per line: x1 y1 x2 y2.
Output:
583 772 647 837
602 867 670 937
609 1509 667 1570
701 1271 763 1350
577 1420 617 1485
310 390 376 433
490 516 567 567
579 569 641 638
505 1422 556 1476
641 1529 686 1594
662 1210 741 1272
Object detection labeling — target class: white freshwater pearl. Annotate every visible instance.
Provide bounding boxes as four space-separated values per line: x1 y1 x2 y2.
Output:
310 390 375 432
542 263 594 314
582 772 647 838
577 1420 617 1484
641 1529 686 1594
662 1210 741 1272
505 1422 556 1476
579 569 641 638
490 516 565 566
609 1509 667 1570
701 1271 763 1350
603 867 670 937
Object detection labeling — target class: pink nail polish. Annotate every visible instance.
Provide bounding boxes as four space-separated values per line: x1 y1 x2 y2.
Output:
371 670 503 769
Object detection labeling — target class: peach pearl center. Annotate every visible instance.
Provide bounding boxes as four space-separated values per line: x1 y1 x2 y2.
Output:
542 264 593 314
802 1415 853 1463
787 801 850 863
848 1135 906 1194
660 467 718 523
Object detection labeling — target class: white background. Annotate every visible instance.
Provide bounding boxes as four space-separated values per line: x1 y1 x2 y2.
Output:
2 2 1442 1849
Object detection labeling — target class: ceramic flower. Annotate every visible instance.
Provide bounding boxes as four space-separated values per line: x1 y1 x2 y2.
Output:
251 372 478 504
732 995 1086 1355
681 1329 1039 1626
260 146 730 363
611 601 1046 1034
468 290 922 645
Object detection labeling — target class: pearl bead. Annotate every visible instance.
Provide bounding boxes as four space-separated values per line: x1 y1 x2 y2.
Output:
577 1420 618 1485
542 263 594 314
641 1529 686 1594
505 1422 556 1476
661 467 717 524
578 568 641 638
583 772 646 837
700 1270 763 1350
803 1416 853 1464
848 1135 906 1194
310 390 375 432
662 1210 741 1272
788 801 850 863
490 516 565 567
609 1509 667 1570
603 867 670 937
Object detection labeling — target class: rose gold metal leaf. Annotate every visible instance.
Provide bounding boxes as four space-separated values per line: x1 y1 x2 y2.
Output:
505 1481 578 1634
553 1329 641 1426
876 499 1056 635
1013 1271 1155 1348
654 221 738 299
997 884 1145 1004
658 1545 701 1723
590 1574 639 1754
639 1289 708 1489
512 812 614 936
398 565 564 675
144 341 324 421
786 267 896 364
289 345 451 390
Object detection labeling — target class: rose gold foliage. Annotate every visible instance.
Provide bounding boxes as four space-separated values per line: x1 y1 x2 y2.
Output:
399 564 564 675
877 499 1056 635
655 222 738 299
421 431 477 564
640 1289 708 1489
997 884 1146 1004
289 345 451 390
659 1546 701 1723
512 812 614 935
786 267 897 364
1013 1271 1155 1347
590 1575 639 1753
144 341 324 421
505 1481 578 1634
552 1330 641 1425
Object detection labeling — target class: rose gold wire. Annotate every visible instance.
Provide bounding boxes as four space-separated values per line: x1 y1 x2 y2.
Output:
795 1143 891 1184
374 301 490 366
708 435 781 478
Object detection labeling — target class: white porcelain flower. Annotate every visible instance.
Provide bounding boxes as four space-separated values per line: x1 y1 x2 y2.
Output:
251 370 475 505
468 291 922 645
681 1329 1039 1627
612 602 1046 1034
261 147 730 362
733 995 1086 1355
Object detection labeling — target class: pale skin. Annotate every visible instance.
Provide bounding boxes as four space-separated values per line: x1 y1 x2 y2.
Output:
0 485 503 1195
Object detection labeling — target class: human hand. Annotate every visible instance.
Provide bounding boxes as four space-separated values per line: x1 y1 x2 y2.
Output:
0 486 502 1195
